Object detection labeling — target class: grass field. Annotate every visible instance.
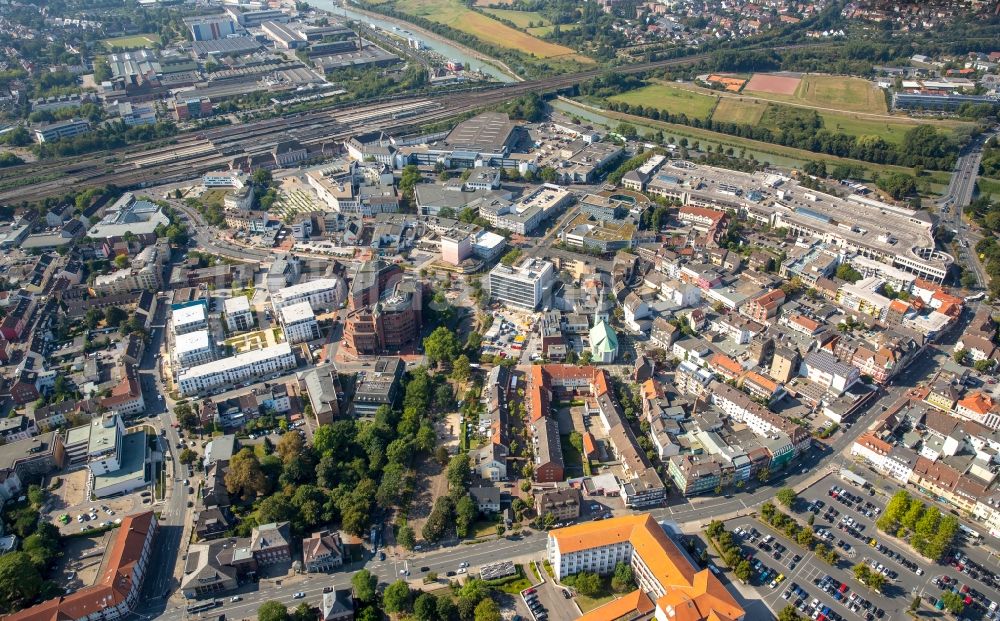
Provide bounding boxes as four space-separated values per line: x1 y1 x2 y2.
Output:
591 105 957 189
482 8 548 28
745 74 888 114
101 33 159 50
712 97 766 125
610 83 718 121
979 177 1000 198
395 0 586 59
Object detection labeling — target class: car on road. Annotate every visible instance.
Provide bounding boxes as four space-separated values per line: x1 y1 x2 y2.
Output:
293 592 305 599
230 596 241 602
457 568 467 574
459 562 469 568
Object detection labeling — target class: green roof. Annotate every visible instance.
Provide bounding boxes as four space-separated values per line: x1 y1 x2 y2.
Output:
589 319 618 355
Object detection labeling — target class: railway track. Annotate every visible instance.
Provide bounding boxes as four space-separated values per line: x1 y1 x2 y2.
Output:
0 43 826 203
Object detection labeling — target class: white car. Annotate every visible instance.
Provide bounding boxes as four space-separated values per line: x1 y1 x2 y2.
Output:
459 562 469 568
457 568 467 574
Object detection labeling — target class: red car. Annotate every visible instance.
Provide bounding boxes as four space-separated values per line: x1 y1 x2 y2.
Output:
525 588 536 595
839 584 849 594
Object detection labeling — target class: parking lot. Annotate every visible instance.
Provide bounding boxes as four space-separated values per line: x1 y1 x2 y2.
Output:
726 471 1000 621
795 473 1000 620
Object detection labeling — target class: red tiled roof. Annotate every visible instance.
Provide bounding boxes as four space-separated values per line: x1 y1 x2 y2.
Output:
4 512 155 621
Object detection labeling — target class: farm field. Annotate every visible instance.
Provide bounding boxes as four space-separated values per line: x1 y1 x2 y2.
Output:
481 8 548 28
394 0 587 60
609 83 718 121
101 33 159 50
711 98 766 125
745 73 888 114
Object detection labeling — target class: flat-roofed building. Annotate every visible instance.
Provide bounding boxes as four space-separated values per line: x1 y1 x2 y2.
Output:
224 295 254 332
479 184 573 235
351 356 404 416
174 329 214 369
272 278 343 312
172 303 208 335
488 257 554 310
177 343 297 396
279 301 320 344
33 118 91 143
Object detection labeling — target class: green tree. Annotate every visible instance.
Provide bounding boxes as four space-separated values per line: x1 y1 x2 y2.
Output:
179 448 197 465
446 453 470 491
383 580 413 614
452 354 472 382
424 326 460 368
836 263 863 283
474 599 502 621
734 559 753 583
397 523 416 550
398 165 422 199
571 572 603 597
778 605 804 621
940 590 964 615
414 593 438 621
224 448 268 501
174 402 199 432
776 487 797 508
437 596 458 621
291 603 313 621
258 601 290 621
352 569 377 604
611 562 635 592
455 494 478 538
953 349 969 365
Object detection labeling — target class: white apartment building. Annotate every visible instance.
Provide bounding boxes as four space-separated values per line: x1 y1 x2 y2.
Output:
488 258 554 310
801 350 860 396
279 301 320 344
174 330 214 369
224 295 254 333
272 278 342 312
172 304 208 335
177 343 296 396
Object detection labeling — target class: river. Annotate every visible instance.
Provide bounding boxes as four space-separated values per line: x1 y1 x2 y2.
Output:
308 0 516 82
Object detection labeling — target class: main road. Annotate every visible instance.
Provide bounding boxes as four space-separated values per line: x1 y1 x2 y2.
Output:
938 130 995 289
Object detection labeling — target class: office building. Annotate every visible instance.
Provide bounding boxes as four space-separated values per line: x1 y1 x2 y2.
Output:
343 276 421 355
352 356 404 415
547 514 744 621
32 119 92 143
488 257 554 310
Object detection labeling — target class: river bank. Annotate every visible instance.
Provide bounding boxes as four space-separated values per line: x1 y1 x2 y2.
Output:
309 0 522 82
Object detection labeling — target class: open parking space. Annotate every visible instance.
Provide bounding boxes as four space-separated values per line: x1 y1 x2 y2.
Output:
792 472 1000 619
727 515 904 621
